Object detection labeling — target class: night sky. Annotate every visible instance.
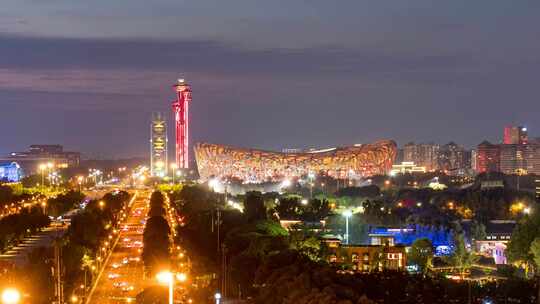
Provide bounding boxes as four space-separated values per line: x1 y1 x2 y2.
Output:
2 1 540 158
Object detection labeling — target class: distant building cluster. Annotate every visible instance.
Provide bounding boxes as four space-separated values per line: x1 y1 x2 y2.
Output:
194 140 397 183
0 145 80 175
396 142 471 175
394 125 540 176
475 126 540 175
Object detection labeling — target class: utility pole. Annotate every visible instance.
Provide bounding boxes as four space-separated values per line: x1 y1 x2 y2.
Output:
221 244 227 298
54 240 63 304
216 208 221 253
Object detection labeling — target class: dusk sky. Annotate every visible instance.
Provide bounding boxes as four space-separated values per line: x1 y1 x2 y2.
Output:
2 0 540 158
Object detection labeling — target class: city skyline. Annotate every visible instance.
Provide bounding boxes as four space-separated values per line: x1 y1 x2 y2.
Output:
2 1 540 157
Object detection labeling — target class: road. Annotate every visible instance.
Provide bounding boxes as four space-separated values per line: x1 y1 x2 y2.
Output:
87 191 150 304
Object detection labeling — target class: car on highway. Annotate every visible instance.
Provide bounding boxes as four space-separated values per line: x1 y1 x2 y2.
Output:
108 273 120 279
121 285 135 293
113 281 128 288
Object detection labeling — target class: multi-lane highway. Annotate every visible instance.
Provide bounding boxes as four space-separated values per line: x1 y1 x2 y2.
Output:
87 191 150 303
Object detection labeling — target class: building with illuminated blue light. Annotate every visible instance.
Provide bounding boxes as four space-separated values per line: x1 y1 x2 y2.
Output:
0 162 23 182
369 225 455 256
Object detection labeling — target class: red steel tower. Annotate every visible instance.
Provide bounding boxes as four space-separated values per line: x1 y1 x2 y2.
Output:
172 79 192 169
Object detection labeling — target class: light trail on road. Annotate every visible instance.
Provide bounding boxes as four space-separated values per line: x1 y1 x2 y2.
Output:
87 191 150 304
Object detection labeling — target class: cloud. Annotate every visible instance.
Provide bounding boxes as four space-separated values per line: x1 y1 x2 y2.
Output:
0 33 475 75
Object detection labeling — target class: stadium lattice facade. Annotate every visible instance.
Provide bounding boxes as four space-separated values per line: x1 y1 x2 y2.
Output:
194 140 397 183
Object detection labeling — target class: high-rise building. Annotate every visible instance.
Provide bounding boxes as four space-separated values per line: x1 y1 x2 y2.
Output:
471 149 477 171
403 143 418 164
403 142 439 171
504 126 528 145
395 148 404 164
536 178 540 199
150 112 168 177
438 142 466 173
476 141 500 173
500 144 535 175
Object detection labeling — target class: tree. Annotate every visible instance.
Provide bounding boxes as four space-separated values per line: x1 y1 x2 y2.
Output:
448 233 478 278
507 211 540 268
142 216 171 274
408 238 433 273
275 196 300 219
530 238 540 272
244 191 267 222
470 221 487 243
47 190 85 217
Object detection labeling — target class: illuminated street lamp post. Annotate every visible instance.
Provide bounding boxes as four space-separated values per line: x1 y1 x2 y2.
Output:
215 292 222 304
308 172 315 198
1 288 21 304
157 272 170 303
41 201 47 215
156 271 186 304
281 179 291 189
343 210 353 245
39 164 47 188
170 163 178 184
47 162 54 186
177 170 183 183
77 176 84 192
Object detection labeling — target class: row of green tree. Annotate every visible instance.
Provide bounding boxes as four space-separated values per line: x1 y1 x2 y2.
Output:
13 190 131 304
142 191 171 276
46 190 85 217
0 207 50 252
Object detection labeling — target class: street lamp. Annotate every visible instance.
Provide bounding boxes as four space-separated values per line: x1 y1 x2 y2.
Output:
300 199 308 206
156 271 174 304
308 172 315 198
176 272 187 282
98 200 105 209
39 164 47 188
281 179 291 189
170 163 177 184
156 271 188 304
1 288 21 304
343 210 353 245
215 292 222 304
209 178 219 192
77 176 84 192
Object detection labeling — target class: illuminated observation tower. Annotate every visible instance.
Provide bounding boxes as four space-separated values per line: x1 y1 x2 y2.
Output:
172 79 192 169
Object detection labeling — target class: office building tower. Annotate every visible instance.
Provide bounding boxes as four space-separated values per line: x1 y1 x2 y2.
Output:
504 126 528 145
476 141 500 173
150 112 168 177
438 142 466 173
